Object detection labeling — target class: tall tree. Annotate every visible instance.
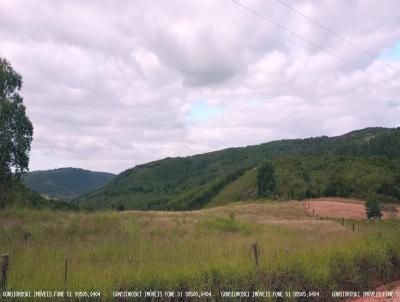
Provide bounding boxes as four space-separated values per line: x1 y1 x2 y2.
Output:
257 160 276 198
0 58 33 208
365 195 382 219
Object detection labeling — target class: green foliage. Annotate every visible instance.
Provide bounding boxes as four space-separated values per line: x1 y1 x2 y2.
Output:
209 169 258 206
23 167 115 200
257 161 276 198
365 195 383 219
5 179 78 211
213 155 400 204
116 204 125 211
322 174 351 197
161 167 249 211
76 127 400 210
0 58 33 208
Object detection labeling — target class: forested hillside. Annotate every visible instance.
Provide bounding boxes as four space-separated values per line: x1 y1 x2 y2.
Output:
76 127 400 210
23 168 115 200
209 155 400 207
6 179 78 210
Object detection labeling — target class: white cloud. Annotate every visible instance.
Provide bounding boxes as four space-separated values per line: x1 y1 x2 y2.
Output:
0 0 399 173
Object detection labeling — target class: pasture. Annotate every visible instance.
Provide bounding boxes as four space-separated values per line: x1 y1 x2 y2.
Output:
1 199 400 300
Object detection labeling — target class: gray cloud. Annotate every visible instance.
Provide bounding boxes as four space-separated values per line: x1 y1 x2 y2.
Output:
0 0 399 173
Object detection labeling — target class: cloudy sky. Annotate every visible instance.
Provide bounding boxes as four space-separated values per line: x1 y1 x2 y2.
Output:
1 0 399 173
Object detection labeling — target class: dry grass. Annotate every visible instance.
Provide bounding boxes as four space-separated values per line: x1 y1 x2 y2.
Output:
304 198 400 220
0 201 399 301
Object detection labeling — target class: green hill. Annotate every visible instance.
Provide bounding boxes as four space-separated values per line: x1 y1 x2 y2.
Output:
6 179 78 210
75 127 400 210
209 155 400 206
23 168 115 200
208 168 258 207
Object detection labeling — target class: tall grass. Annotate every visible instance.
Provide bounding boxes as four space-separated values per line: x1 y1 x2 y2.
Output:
0 203 399 301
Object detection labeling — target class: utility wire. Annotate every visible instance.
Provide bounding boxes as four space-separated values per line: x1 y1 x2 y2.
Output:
273 0 400 74
229 0 399 88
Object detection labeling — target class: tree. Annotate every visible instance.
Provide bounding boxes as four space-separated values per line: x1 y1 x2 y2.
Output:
0 58 33 208
257 161 276 198
116 204 125 211
323 175 351 197
365 195 382 219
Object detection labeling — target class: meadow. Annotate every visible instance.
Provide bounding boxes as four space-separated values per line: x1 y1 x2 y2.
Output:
1 200 400 301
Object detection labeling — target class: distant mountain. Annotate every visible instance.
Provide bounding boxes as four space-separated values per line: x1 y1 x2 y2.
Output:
23 168 115 200
75 127 400 210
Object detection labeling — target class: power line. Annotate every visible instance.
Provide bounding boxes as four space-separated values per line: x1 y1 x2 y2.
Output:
273 0 400 74
229 0 399 88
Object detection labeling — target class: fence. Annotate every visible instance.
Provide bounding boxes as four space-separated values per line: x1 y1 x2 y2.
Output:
0 239 290 291
1 254 9 291
0 210 364 291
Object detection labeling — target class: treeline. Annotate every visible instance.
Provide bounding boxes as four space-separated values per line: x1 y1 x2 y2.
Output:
257 155 400 203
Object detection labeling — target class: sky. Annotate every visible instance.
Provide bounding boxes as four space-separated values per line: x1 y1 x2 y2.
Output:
0 0 399 174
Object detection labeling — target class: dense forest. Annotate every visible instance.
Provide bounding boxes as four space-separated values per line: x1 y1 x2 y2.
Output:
75 127 400 210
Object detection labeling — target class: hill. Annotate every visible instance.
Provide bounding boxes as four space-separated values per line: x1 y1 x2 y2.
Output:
208 155 400 207
23 168 115 200
75 127 400 210
5 179 78 210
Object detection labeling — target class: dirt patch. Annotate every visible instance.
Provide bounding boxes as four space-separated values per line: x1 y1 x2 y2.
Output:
347 281 400 301
304 198 400 220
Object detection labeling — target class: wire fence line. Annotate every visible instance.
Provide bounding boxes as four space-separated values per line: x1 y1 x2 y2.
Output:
7 257 218 265
2 238 304 289
2 256 221 289
2 215 387 290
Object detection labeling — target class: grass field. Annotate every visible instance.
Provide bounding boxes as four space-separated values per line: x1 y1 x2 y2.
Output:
1 200 400 301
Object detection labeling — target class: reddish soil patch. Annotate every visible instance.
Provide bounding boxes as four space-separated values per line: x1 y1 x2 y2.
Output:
347 281 400 301
303 198 400 220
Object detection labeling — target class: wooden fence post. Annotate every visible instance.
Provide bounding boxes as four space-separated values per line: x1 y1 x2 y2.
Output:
1 254 9 290
352 223 355 232
341 218 344 226
251 243 260 266
64 258 68 287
